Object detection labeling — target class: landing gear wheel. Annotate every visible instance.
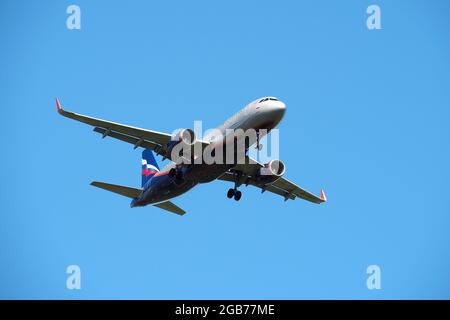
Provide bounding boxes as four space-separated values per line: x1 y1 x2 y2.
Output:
234 190 242 201
227 188 235 199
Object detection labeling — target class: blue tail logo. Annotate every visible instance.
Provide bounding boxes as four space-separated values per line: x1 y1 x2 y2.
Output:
141 149 160 187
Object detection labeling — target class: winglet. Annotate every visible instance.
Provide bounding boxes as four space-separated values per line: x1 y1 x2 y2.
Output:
55 97 62 113
320 189 327 202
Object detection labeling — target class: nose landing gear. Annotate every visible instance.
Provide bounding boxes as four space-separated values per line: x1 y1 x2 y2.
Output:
255 131 263 151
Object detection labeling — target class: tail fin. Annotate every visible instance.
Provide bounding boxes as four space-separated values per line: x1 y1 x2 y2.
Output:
141 149 160 187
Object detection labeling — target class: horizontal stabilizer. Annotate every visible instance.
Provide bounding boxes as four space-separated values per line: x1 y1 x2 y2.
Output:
90 181 142 198
153 201 186 215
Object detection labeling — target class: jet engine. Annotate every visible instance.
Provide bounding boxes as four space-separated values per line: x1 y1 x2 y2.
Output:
165 128 197 163
256 159 286 185
172 128 196 146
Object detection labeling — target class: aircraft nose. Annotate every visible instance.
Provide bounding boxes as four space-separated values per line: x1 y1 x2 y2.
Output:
256 100 286 129
269 101 286 121
276 101 286 113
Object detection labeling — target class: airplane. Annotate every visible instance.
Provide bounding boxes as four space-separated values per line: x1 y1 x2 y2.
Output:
56 96 326 215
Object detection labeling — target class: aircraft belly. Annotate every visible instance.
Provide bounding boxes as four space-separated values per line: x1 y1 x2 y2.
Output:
139 175 196 206
189 164 232 183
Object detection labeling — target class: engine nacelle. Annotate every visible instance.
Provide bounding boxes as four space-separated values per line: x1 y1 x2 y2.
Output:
256 159 286 185
172 128 196 146
166 129 197 163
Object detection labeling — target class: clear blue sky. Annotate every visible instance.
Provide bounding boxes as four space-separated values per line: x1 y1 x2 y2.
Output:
1 0 450 299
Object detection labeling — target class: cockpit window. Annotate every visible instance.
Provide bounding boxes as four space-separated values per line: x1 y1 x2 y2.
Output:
259 97 278 103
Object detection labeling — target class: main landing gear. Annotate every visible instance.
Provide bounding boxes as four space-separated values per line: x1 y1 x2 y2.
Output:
227 175 242 201
227 188 242 201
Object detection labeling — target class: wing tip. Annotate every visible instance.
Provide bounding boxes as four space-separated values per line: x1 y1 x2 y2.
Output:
320 189 327 202
55 97 62 113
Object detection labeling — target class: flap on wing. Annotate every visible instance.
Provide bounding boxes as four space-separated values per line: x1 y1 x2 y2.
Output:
271 177 325 204
153 201 186 215
93 127 162 152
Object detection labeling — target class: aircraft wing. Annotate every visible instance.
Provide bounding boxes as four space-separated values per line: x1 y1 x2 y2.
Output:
218 157 326 204
55 98 208 160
